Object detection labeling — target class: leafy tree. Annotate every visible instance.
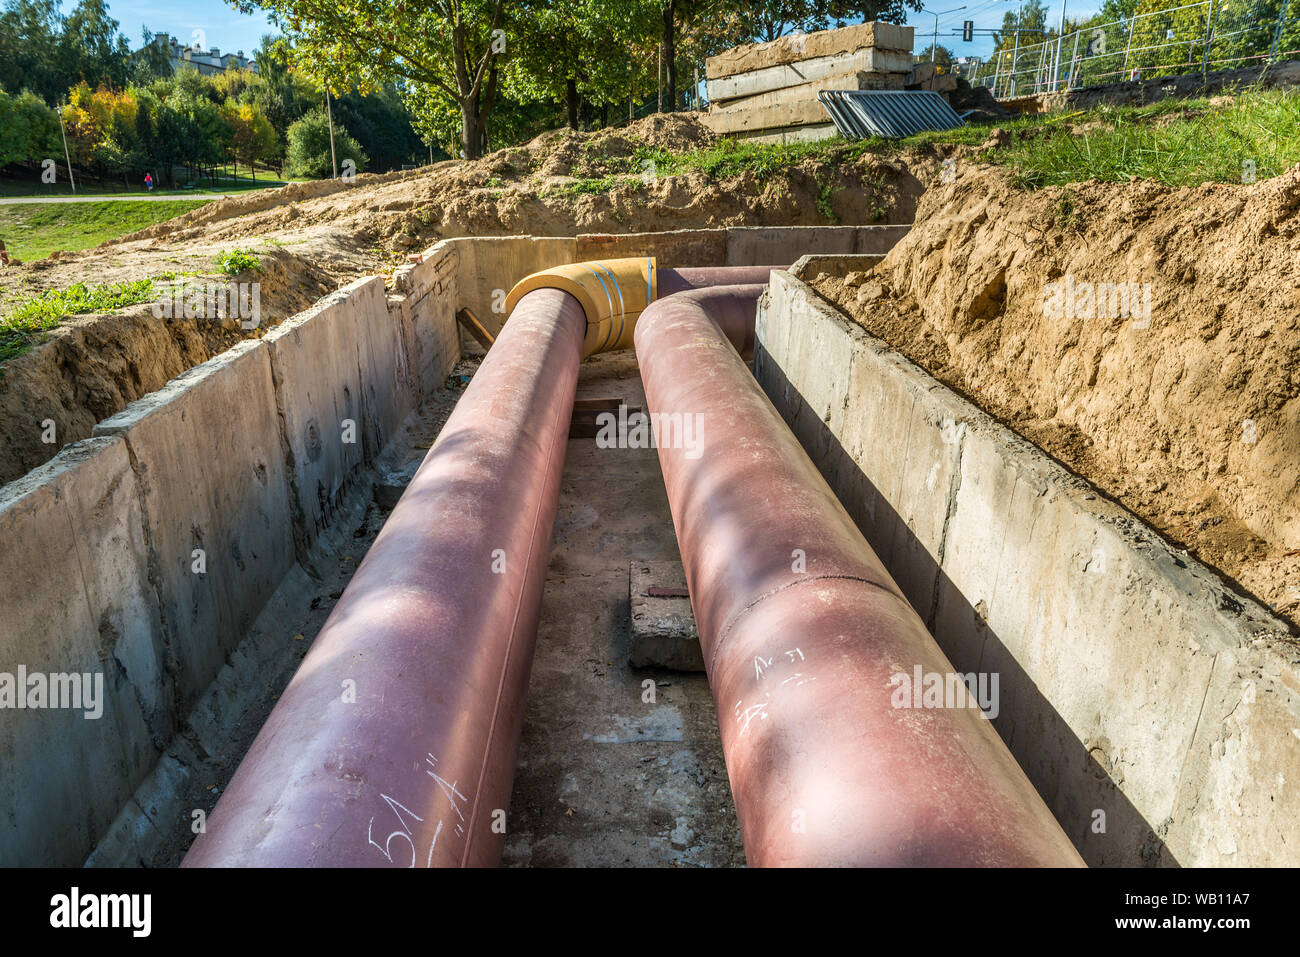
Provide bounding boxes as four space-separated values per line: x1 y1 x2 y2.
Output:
221 100 278 178
233 0 509 159
510 0 659 129
283 108 367 178
917 42 954 66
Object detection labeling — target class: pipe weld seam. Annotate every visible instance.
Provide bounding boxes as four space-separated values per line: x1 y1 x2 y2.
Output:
707 574 908 676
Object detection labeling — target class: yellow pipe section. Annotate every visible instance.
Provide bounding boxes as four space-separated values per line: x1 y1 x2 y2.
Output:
505 257 656 359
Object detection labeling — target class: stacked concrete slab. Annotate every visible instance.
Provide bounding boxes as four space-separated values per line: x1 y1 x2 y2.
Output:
702 22 915 144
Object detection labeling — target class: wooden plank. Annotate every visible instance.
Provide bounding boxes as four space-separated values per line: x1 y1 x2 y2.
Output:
455 306 495 351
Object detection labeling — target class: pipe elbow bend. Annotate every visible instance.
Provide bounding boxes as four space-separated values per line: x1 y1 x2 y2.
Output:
505 257 657 359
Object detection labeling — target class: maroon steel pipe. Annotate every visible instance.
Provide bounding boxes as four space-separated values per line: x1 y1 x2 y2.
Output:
635 287 1085 867
183 287 586 868
182 267 781 868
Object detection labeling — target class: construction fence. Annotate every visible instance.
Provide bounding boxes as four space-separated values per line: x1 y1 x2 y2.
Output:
970 0 1300 97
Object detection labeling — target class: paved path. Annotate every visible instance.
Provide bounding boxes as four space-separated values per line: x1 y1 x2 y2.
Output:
0 193 238 205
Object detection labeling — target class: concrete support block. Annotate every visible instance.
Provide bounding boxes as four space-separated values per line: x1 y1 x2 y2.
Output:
0 437 167 866
397 241 461 396
728 226 909 266
701 100 831 135
628 562 705 672
708 49 914 102
94 340 294 711
578 229 727 268
347 276 411 461
706 22 915 80
454 236 578 337
720 70 905 112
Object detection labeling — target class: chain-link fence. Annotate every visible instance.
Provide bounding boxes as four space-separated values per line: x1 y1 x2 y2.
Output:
971 0 1300 98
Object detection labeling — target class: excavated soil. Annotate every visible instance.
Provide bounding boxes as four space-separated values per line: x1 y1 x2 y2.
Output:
809 164 1300 629
0 113 927 483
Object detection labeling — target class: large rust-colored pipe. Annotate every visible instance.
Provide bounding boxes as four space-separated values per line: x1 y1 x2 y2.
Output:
183 287 586 868
183 267 778 868
635 286 1085 867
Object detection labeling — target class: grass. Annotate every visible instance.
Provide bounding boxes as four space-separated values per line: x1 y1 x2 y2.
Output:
0 200 208 261
0 279 155 362
999 89 1300 187
602 86 1300 193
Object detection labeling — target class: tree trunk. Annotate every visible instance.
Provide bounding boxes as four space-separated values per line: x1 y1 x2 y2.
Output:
461 101 485 160
566 78 579 130
662 0 677 112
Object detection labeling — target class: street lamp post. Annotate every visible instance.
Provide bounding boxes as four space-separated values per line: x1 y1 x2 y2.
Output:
922 4 967 77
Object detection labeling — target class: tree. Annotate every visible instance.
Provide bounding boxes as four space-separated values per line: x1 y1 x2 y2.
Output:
917 43 954 67
283 108 367 178
510 0 659 130
233 0 509 159
221 100 278 179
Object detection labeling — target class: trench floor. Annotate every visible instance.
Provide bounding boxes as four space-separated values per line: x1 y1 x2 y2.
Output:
501 351 744 868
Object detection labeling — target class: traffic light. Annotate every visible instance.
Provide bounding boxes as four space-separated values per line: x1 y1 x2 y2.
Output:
963 20 973 42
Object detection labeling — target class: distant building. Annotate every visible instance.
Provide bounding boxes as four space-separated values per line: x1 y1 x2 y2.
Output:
153 34 258 75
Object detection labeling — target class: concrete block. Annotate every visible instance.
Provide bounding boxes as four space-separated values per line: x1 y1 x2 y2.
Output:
729 227 908 266
397 241 461 396
629 562 705 672
577 229 727 268
706 22 914 80
0 436 167 866
94 340 294 711
453 236 578 337
347 276 412 461
727 123 841 145
702 99 831 135
720 70 904 112
708 49 914 102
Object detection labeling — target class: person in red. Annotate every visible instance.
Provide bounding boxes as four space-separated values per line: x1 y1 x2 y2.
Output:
144 172 154 191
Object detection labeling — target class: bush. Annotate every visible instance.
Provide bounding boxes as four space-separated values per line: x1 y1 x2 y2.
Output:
216 248 261 275
283 109 367 179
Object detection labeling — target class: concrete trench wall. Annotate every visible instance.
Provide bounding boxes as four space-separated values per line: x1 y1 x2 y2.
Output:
754 264 1300 867
0 247 461 867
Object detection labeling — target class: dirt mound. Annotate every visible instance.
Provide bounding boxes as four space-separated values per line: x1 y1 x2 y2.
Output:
810 164 1300 627
111 113 919 259
0 247 334 483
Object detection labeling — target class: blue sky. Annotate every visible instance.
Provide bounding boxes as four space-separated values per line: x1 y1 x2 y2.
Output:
103 0 275 58
904 1 1106 58
96 0 1105 64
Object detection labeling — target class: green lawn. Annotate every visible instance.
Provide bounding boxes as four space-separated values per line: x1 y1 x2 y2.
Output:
628 86 1300 190
0 200 209 261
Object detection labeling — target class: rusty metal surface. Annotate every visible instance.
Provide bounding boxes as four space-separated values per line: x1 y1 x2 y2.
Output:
183 287 586 868
634 287 1086 867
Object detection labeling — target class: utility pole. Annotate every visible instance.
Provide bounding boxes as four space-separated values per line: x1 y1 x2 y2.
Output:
325 88 338 179
57 105 76 194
